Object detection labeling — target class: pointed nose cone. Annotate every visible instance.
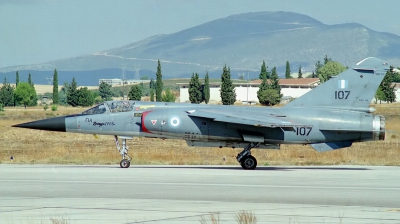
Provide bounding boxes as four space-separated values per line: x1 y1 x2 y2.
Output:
12 116 66 132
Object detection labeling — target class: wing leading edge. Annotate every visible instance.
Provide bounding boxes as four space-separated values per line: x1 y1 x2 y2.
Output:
187 109 308 128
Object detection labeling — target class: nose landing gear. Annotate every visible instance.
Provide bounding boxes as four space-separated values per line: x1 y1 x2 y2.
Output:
114 135 132 168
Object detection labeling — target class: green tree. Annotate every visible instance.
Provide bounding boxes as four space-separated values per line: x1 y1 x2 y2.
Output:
155 60 163 102
259 60 269 79
318 61 346 83
375 87 385 104
220 65 236 105
16 71 19 87
257 68 270 104
99 81 113 101
162 88 176 102
77 87 94 106
52 69 59 104
203 71 210 104
140 75 148 80
378 66 396 103
324 55 332 65
0 78 14 106
188 73 202 104
26 74 37 106
28 73 32 86
149 78 154 89
150 88 155 102
59 82 70 105
298 65 303 78
94 96 103 104
270 67 281 97
14 82 37 108
128 85 142 101
67 77 79 107
258 67 281 106
315 60 323 79
258 89 281 106
285 61 291 79
392 70 400 82
311 71 317 78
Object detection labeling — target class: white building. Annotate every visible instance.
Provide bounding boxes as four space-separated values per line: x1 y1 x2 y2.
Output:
99 79 124 86
99 79 150 86
393 83 400 102
179 78 320 103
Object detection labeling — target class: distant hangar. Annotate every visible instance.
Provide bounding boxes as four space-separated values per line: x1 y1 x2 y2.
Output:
179 78 320 103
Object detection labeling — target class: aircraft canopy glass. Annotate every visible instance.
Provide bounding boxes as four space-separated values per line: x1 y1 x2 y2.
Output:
81 104 108 115
106 101 135 113
81 101 135 115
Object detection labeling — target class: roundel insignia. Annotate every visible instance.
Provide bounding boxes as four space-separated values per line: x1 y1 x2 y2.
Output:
168 115 181 128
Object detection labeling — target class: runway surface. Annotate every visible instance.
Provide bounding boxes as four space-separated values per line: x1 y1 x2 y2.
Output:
1 164 400 223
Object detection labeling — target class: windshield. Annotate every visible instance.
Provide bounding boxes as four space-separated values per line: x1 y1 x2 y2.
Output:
106 101 135 113
81 103 108 115
81 101 135 115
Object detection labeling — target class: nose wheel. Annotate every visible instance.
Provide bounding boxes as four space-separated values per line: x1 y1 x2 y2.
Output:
115 135 132 168
120 159 131 168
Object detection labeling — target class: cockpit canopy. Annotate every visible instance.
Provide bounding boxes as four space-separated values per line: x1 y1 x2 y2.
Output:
82 101 135 115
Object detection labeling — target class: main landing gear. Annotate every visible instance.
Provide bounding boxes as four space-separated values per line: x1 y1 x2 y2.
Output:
114 135 132 168
236 142 260 170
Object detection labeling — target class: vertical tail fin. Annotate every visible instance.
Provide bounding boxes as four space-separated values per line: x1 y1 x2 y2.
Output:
283 57 390 110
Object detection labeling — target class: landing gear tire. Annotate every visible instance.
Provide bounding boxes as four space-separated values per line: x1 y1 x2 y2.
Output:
120 159 130 168
236 142 260 170
240 155 257 170
115 135 132 168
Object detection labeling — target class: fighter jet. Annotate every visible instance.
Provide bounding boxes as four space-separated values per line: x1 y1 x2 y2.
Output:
13 57 390 169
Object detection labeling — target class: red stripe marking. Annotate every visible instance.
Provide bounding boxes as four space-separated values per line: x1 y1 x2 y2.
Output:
141 110 153 133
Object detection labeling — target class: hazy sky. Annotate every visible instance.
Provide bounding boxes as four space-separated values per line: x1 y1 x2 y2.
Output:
1 0 399 68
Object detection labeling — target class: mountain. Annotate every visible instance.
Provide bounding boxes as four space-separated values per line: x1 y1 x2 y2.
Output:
1 11 400 85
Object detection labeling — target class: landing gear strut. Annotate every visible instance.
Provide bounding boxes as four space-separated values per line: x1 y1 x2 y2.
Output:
114 135 131 168
236 142 260 170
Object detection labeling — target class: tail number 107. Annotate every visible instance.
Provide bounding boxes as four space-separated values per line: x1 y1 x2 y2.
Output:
295 127 312 136
335 91 350 99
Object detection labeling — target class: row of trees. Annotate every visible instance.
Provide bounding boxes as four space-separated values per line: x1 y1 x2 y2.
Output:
1 57 398 108
1 59 177 109
117 60 176 102
187 64 234 105
187 55 398 106
257 61 281 106
188 72 209 104
0 72 38 108
187 60 282 106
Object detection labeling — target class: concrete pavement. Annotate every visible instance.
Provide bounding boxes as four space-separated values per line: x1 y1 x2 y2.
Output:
1 164 400 223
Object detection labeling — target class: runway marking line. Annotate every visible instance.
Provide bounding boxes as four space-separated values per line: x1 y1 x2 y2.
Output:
1 179 399 191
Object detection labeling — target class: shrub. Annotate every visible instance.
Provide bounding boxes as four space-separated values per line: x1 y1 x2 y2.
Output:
235 211 257 224
52 105 58 111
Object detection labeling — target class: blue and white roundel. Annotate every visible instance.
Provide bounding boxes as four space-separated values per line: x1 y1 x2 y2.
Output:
168 115 181 128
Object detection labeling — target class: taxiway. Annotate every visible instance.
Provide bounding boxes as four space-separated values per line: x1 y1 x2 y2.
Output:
1 164 399 223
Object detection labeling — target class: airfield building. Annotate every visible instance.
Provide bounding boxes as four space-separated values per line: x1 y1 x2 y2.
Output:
99 79 149 86
179 78 320 103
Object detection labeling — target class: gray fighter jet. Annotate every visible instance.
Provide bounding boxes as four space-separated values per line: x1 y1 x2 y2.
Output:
13 57 390 169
